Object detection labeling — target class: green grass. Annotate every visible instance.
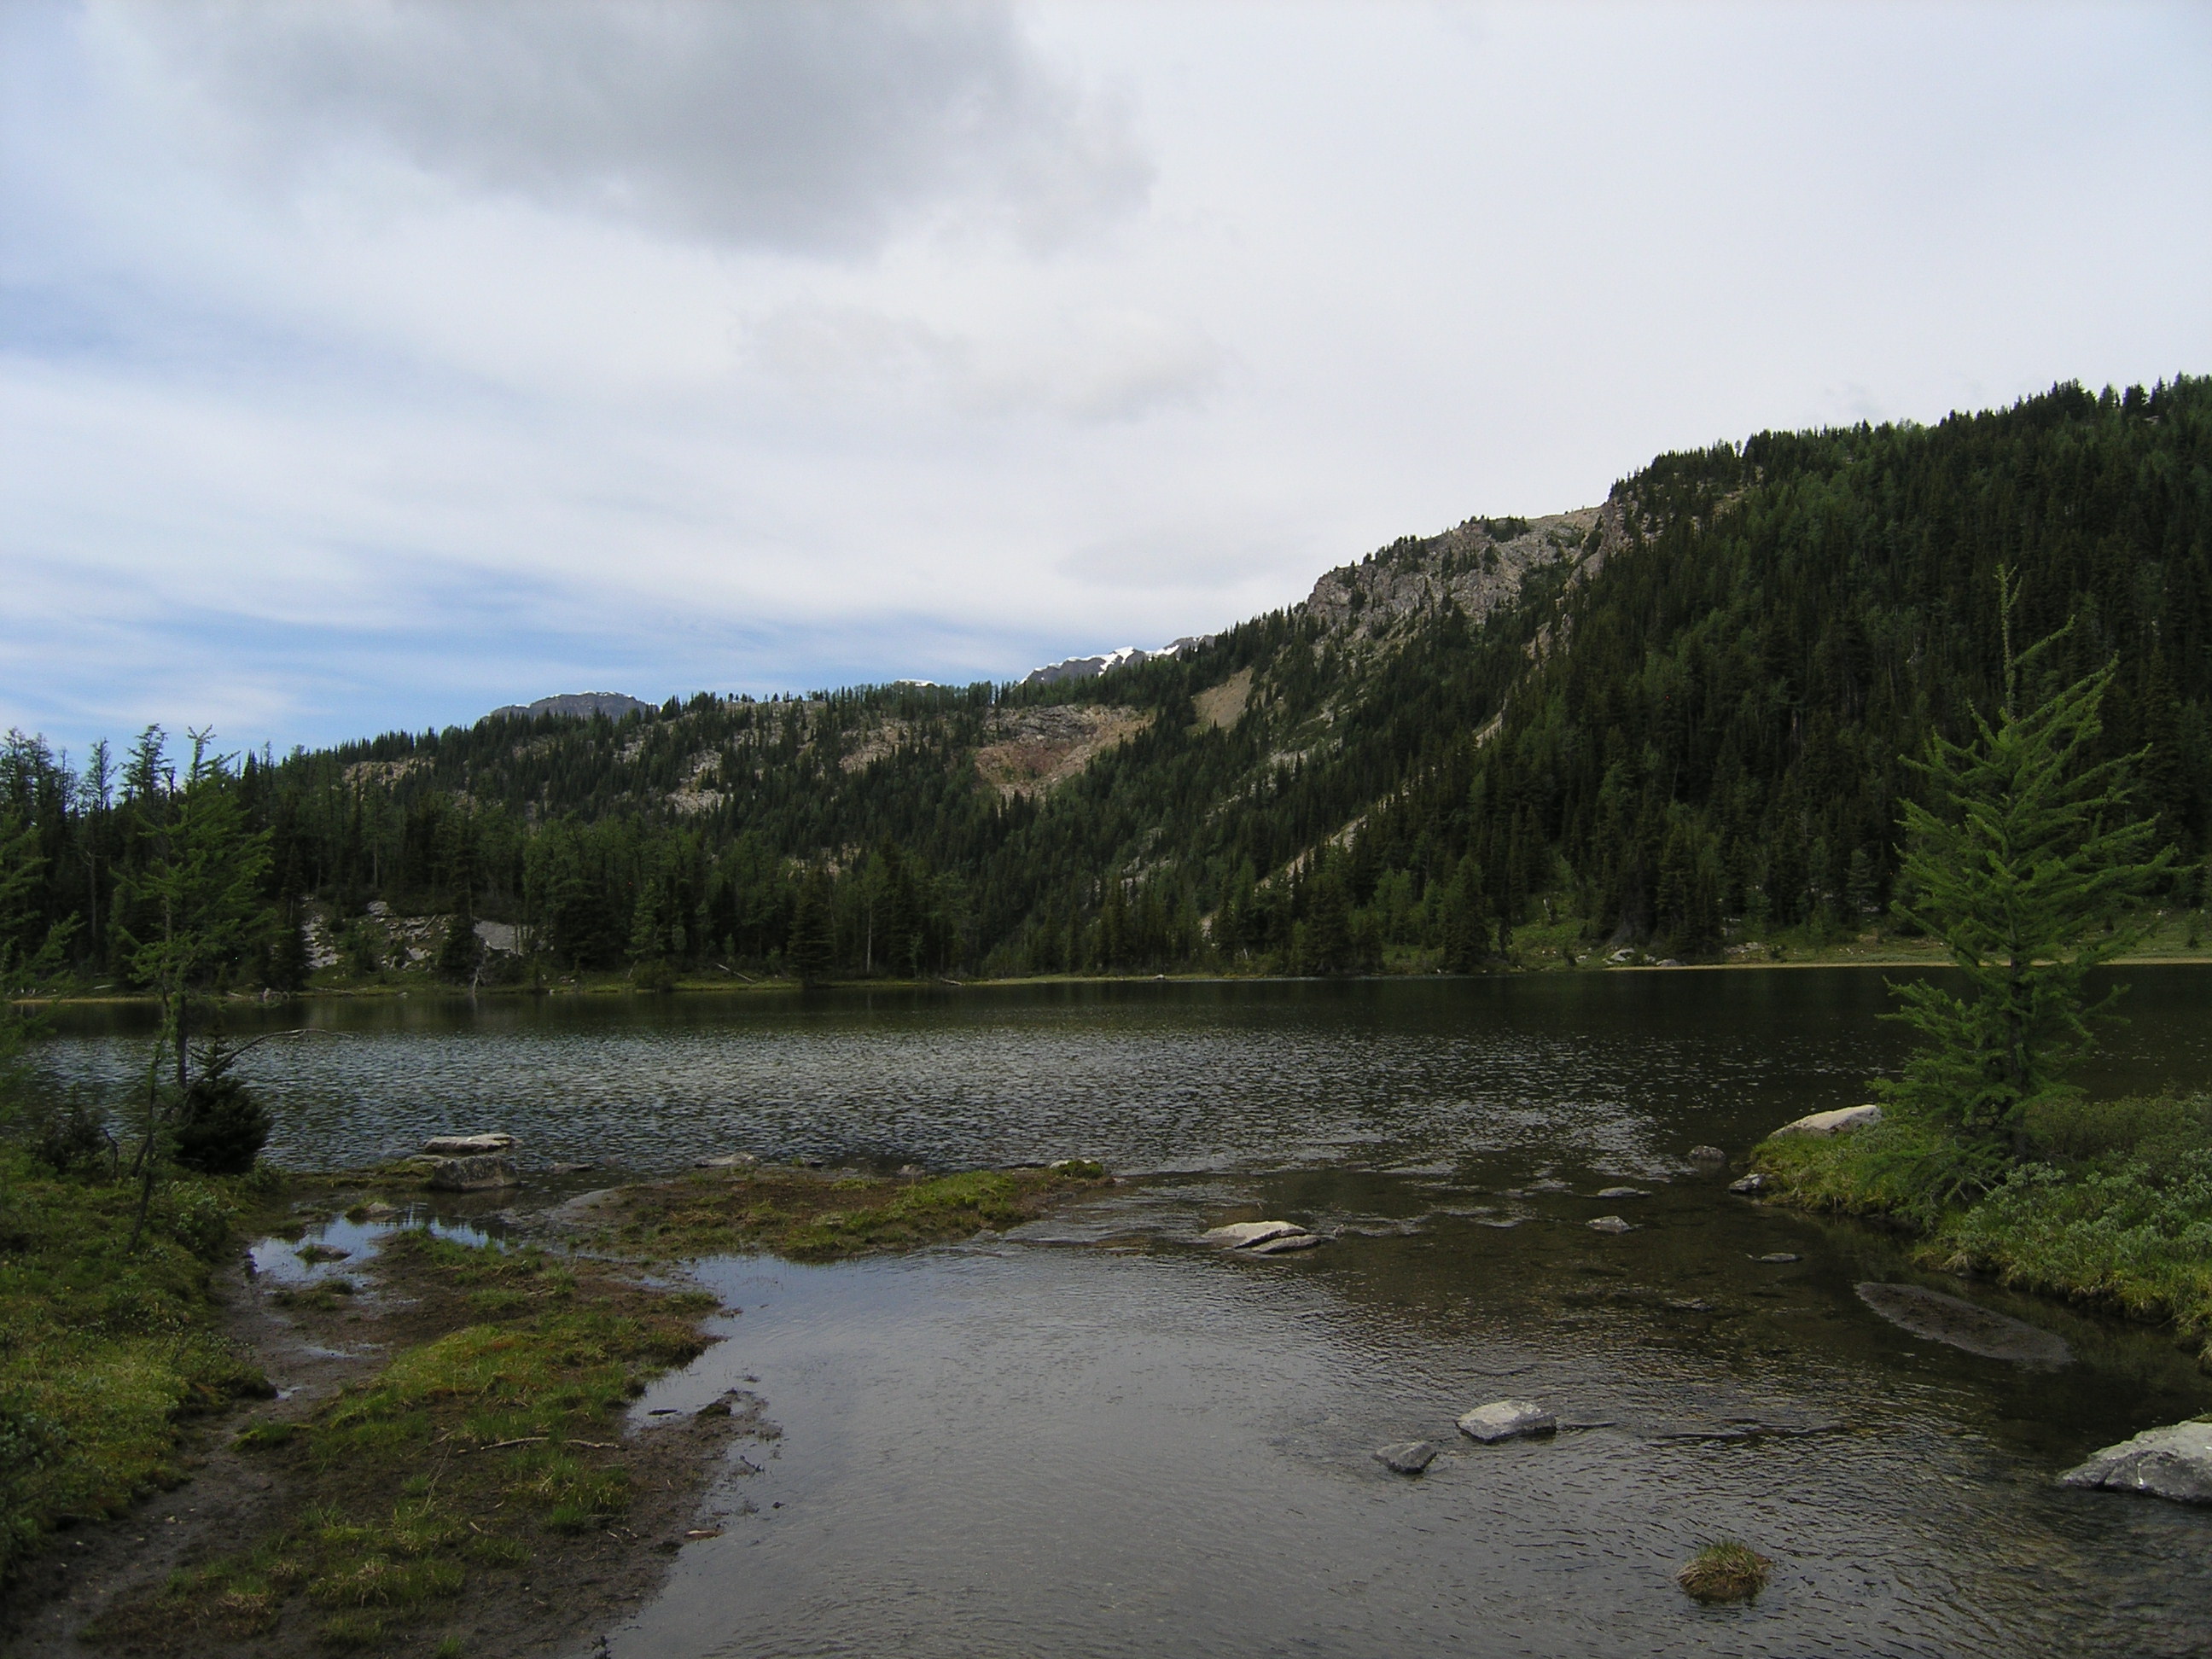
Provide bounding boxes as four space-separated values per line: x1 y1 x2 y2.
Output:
0 1152 276 1582
598 1164 1112 1262
1753 1093 2212 1359
84 1227 713 1650
1675 1540 1773 1603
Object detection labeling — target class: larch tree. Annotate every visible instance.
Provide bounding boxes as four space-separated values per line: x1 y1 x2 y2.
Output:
1879 570 2175 1159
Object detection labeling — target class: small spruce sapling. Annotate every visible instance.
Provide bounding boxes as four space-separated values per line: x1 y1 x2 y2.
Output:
1878 569 2174 1171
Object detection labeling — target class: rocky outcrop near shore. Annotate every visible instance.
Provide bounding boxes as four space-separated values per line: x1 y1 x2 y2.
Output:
1768 1104 1883 1138
2061 1421 2212 1504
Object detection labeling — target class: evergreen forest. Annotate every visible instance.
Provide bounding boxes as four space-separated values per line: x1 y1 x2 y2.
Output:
3 377 2206 992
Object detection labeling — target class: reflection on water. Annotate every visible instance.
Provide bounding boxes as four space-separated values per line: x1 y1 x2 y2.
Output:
32 970 2212 1655
246 1209 494 1284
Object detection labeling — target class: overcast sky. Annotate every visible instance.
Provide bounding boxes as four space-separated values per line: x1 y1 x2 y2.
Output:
3 1 2207 757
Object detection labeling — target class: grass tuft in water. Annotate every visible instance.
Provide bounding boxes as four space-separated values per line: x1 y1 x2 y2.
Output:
1675 1540 1773 1603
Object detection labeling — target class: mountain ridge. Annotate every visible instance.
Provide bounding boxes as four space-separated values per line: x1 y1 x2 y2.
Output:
4 377 2203 987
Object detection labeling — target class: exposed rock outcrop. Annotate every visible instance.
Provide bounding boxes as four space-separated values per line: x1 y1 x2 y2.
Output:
1769 1105 1883 1138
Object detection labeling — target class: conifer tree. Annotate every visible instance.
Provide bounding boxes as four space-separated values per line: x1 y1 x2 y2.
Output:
787 871 835 986
1879 570 2175 1155
118 731 271 1245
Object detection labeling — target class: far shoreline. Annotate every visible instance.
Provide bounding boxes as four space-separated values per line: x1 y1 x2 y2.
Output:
12 946 2212 1010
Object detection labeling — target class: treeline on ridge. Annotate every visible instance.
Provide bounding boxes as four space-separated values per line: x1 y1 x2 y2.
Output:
1 377 2205 991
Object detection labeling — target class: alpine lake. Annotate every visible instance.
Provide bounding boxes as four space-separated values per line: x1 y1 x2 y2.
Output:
36 966 2212 1658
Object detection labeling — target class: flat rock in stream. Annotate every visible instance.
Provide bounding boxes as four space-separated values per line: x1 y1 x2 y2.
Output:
2060 1421 2212 1505
1856 1282 2072 1368
1457 1400 1557 1442
1373 1441 1440 1475
1202 1220 1307 1249
1245 1231 1325 1254
1594 1187 1649 1200
422 1133 515 1155
1586 1215 1635 1233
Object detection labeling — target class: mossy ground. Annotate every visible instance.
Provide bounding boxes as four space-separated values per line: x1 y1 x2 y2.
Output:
79 1229 718 1653
1754 1093 2212 1361
594 1163 1112 1262
0 1155 283 1581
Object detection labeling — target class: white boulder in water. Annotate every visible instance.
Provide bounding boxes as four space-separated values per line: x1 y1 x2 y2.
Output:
1245 1231 1324 1254
1769 1105 1883 1138
1587 1215 1634 1233
2061 1421 2212 1505
1457 1400 1557 1442
1202 1220 1307 1249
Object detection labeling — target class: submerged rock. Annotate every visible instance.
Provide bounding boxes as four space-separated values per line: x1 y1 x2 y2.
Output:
696 1153 759 1169
1457 1400 1557 1442
1769 1104 1883 1139
1687 1144 1727 1166
1727 1173 1769 1195
1373 1441 1440 1475
1594 1186 1649 1200
1855 1282 2072 1368
422 1132 515 1155
2060 1421 2212 1505
1202 1220 1307 1249
425 1152 518 1191
1245 1231 1325 1254
1586 1215 1635 1233
1752 1252 1800 1264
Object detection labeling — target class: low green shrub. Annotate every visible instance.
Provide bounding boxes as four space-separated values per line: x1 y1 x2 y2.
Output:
1755 1092 2212 1359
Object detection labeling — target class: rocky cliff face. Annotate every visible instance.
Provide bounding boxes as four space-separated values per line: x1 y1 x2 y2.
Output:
486 691 655 723
1300 504 1627 648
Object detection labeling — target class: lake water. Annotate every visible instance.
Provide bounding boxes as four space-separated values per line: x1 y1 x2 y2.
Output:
36 969 2212 1656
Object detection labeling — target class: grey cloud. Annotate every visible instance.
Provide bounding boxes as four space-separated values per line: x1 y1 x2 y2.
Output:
119 0 1150 253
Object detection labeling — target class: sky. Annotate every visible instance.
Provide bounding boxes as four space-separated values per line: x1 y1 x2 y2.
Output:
3 1 2208 759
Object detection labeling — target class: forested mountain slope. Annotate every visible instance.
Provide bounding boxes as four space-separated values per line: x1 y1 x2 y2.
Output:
3 378 2205 987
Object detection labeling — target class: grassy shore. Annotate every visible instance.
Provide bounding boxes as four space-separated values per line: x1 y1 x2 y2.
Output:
82 1229 716 1652
0 1155 281 1581
1753 1093 2212 1363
